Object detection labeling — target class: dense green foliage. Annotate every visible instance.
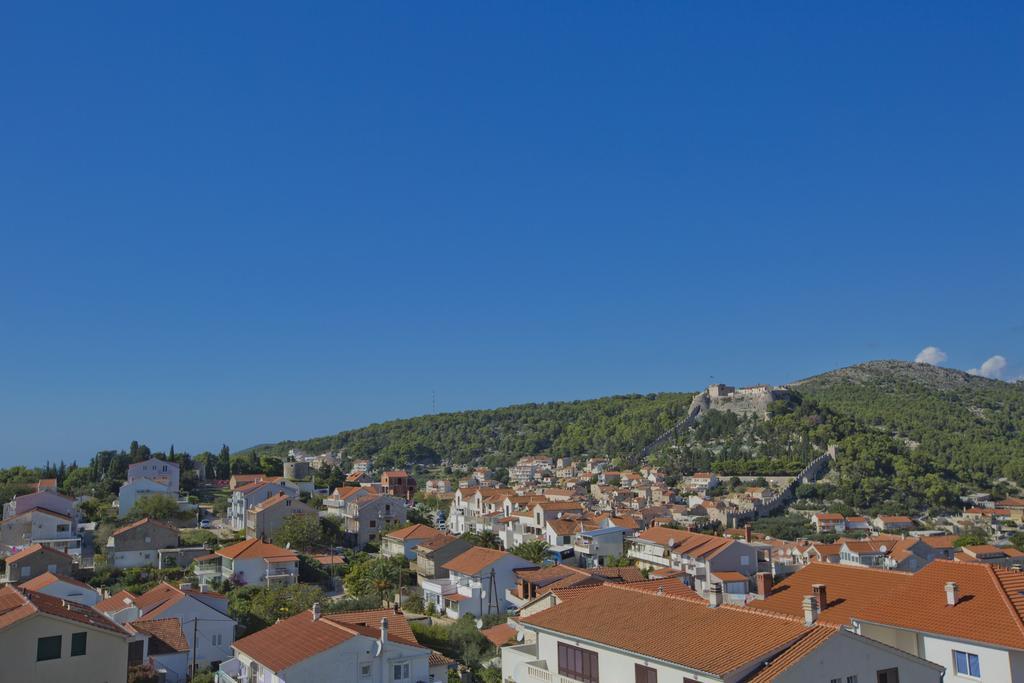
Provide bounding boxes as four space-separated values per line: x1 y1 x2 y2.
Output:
241 393 695 468
228 583 326 636
411 615 495 670
797 361 1024 513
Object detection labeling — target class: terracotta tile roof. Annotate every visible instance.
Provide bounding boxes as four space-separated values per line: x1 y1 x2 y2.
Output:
111 517 179 537
624 577 703 600
748 562 912 627
385 523 444 542
130 617 190 654
415 534 462 552
95 590 138 614
519 584 807 676
5 543 73 564
312 554 346 566
429 650 455 667
216 538 298 562
20 572 96 593
0 586 128 636
713 571 750 583
919 534 959 549
481 622 517 647
997 497 1024 508
382 470 409 477
443 547 521 576
546 518 579 535
585 566 646 583
857 560 1024 649
744 626 837 683
232 608 424 673
4 507 72 523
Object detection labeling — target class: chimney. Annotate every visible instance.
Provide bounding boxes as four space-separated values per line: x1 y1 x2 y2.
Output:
802 595 819 626
744 524 752 543
312 602 321 621
812 583 827 609
380 617 389 647
756 572 772 599
945 581 959 607
709 583 724 608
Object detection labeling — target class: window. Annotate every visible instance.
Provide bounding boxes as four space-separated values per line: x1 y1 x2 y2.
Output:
369 520 377 528
212 633 222 646
20 566 30 577
740 555 750 566
831 679 842 683
635 663 657 683
393 662 410 680
71 632 87 656
37 635 62 661
47 564 57 573
876 668 900 683
361 663 372 678
558 642 599 683
954 650 980 677
128 640 144 665
848 677 859 683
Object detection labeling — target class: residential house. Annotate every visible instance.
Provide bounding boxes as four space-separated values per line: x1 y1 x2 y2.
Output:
956 544 1024 567
338 492 407 548
840 539 893 568
413 535 473 581
854 560 1024 682
421 546 536 618
688 472 719 490
1 506 81 557
3 544 74 584
127 458 180 491
228 481 295 532
0 585 130 683
128 617 191 682
245 494 316 541
96 581 235 668
503 582 942 683
874 515 915 532
322 485 376 517
20 571 102 606
573 526 628 568
106 517 180 568
382 523 445 561
381 470 416 501
117 477 177 519
812 512 847 534
3 490 77 521
118 459 181 518
194 538 299 589
218 607 435 683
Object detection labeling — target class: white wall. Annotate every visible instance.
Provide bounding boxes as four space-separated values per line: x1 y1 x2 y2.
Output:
777 630 941 683
158 599 236 666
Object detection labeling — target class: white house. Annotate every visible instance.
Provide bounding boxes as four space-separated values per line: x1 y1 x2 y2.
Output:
502 583 942 683
218 607 433 683
228 481 295 532
127 458 180 491
19 571 102 606
96 581 236 667
117 478 176 518
420 546 536 618
194 538 299 589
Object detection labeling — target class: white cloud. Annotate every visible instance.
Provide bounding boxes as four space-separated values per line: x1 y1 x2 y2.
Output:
968 355 1008 379
914 346 947 365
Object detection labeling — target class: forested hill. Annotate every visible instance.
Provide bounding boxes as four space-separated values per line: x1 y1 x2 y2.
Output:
793 360 1024 487
240 393 696 470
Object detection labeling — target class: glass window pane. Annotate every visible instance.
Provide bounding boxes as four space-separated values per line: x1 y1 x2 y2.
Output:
969 654 980 677
954 651 968 674
37 635 62 661
70 632 87 657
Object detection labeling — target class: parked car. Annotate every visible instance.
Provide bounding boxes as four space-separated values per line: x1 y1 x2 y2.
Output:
199 519 212 529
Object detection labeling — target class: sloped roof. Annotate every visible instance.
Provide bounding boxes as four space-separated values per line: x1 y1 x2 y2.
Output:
130 617 190 654
481 622 517 647
749 562 912 627
744 626 837 683
95 590 139 614
111 517 179 537
0 586 127 636
385 523 444 542
442 547 517 575
856 560 1024 650
6 543 73 564
20 572 97 593
216 538 298 562
231 608 423 673
518 584 807 676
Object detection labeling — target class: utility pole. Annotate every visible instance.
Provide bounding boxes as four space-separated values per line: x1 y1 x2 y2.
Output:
191 617 198 678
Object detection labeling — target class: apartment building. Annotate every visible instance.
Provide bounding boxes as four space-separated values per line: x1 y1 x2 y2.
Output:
420 546 535 618
245 494 316 541
194 538 299 589
106 517 180 569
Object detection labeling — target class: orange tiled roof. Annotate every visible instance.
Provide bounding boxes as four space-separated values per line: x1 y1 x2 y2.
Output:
95 590 138 614
130 617 190 653
857 560 1024 649
216 538 298 562
442 547 519 576
5 543 72 564
0 586 127 636
481 622 518 647
385 523 444 542
111 516 178 537
20 572 96 593
518 584 808 676
749 562 912 627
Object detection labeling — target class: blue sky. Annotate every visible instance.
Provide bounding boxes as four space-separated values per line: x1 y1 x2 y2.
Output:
1 3 1022 466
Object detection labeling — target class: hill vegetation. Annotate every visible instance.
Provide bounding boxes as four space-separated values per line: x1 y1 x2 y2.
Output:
241 392 696 471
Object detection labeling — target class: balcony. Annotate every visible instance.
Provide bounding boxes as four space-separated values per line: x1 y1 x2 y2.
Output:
265 567 297 585
216 657 246 683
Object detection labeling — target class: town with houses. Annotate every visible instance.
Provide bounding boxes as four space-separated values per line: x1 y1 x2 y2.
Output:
3 386 1024 683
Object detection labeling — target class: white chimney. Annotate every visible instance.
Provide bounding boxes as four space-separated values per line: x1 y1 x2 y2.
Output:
312 602 321 621
380 617 389 648
802 595 819 626
945 581 959 607
709 583 723 608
